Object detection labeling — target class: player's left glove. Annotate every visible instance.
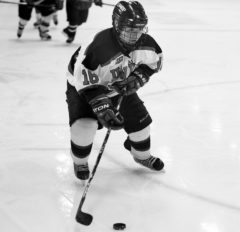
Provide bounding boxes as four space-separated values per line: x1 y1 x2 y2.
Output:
110 69 150 96
94 0 102 7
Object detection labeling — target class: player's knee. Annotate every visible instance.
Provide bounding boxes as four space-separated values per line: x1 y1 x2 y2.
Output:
71 118 98 144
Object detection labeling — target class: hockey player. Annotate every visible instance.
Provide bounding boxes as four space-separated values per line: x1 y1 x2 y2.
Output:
17 0 63 40
62 0 102 43
65 1 164 180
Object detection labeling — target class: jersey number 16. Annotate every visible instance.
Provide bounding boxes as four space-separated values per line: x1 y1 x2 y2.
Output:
82 69 99 85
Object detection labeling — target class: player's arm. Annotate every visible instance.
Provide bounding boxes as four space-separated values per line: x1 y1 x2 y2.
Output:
111 38 163 96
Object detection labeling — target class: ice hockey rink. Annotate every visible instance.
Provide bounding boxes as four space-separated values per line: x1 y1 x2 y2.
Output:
0 0 240 231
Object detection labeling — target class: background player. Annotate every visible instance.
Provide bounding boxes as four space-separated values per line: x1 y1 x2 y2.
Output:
17 0 63 40
63 0 102 43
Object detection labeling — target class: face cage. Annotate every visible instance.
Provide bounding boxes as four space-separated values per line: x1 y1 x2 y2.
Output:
118 26 148 46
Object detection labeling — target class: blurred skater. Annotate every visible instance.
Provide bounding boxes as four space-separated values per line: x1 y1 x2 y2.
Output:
17 0 63 40
62 0 102 43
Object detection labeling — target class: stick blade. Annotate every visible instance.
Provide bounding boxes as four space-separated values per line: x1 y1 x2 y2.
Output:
75 211 93 226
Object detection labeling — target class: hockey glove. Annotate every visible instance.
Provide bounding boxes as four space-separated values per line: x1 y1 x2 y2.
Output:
94 0 102 7
110 70 150 96
110 64 155 96
90 95 124 130
55 0 64 10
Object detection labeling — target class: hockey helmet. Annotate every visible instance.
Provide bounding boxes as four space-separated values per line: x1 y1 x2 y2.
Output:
112 1 148 50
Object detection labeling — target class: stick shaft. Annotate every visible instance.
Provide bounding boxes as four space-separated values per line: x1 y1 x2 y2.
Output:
0 0 55 7
76 95 123 213
77 128 111 210
102 2 115 7
74 0 115 7
0 0 27 5
0 0 114 7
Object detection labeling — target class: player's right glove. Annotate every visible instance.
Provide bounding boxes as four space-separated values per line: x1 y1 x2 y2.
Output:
55 0 64 10
110 74 144 96
89 95 124 130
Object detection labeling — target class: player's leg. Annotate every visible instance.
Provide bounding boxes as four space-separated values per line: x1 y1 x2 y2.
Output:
63 0 78 43
37 14 52 40
71 118 98 180
124 126 164 171
37 0 56 40
66 82 99 180
33 8 42 28
17 0 33 38
119 93 164 171
63 0 90 43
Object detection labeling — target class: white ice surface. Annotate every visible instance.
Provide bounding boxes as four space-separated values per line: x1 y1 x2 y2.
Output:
1 0 240 231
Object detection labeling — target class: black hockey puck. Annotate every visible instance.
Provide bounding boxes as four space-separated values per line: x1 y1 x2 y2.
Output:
113 223 126 230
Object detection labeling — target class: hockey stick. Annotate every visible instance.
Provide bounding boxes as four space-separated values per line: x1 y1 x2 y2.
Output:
75 95 124 226
79 0 115 7
0 0 114 7
0 0 55 7
101 2 114 7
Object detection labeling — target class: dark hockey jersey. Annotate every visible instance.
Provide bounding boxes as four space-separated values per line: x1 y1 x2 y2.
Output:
67 28 163 97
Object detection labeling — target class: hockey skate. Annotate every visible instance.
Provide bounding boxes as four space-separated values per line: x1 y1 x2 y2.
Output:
133 156 164 171
62 26 76 43
74 163 90 180
124 138 164 171
38 28 51 41
17 23 25 38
